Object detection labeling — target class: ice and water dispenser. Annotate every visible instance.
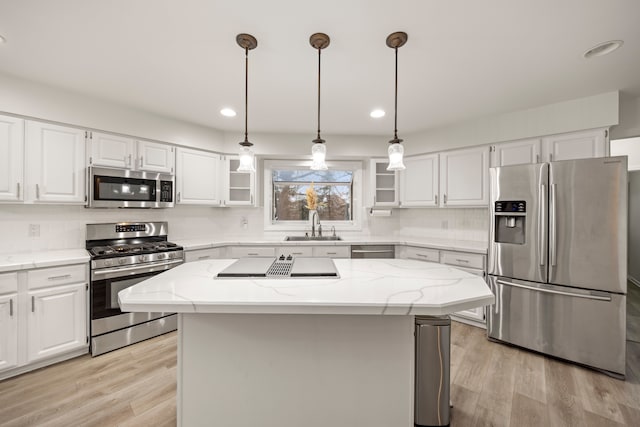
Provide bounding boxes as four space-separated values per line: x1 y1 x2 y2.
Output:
494 201 526 244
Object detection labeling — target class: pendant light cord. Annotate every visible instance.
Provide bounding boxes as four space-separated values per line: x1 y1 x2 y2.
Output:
393 46 398 141
317 47 322 140
243 47 249 144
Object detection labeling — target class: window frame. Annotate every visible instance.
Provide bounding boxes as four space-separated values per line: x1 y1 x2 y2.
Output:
263 159 363 232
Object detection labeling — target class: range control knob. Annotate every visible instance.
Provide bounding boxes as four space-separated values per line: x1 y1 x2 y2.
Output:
118 258 127 265
138 255 147 262
157 253 167 260
104 260 113 267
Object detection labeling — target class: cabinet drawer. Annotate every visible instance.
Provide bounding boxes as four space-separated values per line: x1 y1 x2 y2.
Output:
228 247 275 258
278 247 313 258
185 247 224 263
440 251 484 270
0 272 18 294
399 246 439 263
312 246 350 258
27 264 88 290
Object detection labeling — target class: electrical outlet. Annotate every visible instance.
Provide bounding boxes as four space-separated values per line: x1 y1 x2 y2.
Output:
241 216 248 229
29 224 41 238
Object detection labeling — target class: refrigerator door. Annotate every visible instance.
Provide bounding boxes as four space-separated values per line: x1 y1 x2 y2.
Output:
487 276 626 376
488 163 548 283
549 157 627 293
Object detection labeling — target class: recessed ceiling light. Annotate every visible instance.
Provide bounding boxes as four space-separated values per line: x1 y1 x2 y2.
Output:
370 109 385 118
220 108 237 117
583 40 623 59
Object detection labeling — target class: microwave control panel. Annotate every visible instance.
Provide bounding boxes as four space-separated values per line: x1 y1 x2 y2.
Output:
160 181 173 202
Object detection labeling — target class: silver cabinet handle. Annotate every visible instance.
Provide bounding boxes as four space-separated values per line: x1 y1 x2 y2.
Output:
455 258 469 263
128 154 132 166
48 274 71 281
443 194 447 204
198 255 211 260
247 253 259 256
250 194 253 204
177 192 181 202
536 154 540 163
32 296 35 312
292 252 304 255
435 194 438 205
16 182 20 198
139 156 143 167
496 279 611 301
326 252 337 255
9 298 13 317
351 249 394 254
36 184 40 199
539 183 546 266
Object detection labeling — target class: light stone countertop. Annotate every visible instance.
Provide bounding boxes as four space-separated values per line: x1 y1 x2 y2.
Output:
0 249 90 273
118 258 495 316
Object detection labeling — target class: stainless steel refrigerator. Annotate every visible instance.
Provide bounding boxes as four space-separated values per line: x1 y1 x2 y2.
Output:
487 156 627 377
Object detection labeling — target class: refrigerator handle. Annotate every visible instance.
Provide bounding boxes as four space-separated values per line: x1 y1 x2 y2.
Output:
496 280 611 301
539 184 546 266
550 183 558 269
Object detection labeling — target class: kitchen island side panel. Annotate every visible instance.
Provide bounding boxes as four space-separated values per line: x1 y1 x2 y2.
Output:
178 313 414 427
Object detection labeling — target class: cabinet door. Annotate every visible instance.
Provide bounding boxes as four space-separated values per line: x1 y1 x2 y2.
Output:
137 140 175 173
370 159 398 207
397 246 439 263
25 121 86 204
399 154 439 207
0 294 18 372
0 115 24 202
451 267 486 322
27 283 87 362
89 132 135 168
224 156 255 206
184 247 224 263
542 128 607 162
439 146 489 207
176 148 221 206
490 138 542 167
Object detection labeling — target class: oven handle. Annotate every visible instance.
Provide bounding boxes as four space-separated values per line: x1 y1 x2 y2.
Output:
92 259 183 280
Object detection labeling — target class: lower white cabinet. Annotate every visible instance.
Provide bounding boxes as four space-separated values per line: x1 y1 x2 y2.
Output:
312 246 350 258
278 247 313 258
228 246 276 258
0 292 18 372
27 282 87 363
0 264 89 380
395 245 439 263
185 247 225 263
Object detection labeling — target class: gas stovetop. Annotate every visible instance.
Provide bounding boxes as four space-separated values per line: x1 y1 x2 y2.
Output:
88 241 181 259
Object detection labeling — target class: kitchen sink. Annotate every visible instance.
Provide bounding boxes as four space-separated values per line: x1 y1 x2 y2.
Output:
284 236 342 241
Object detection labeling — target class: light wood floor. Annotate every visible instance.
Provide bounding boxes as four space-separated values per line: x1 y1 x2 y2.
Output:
1 321 639 427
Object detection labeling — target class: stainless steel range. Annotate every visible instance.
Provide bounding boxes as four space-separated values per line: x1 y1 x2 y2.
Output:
86 221 183 356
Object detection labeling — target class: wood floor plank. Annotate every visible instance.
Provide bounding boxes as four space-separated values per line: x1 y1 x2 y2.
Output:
543 357 587 427
513 348 547 404
509 392 551 427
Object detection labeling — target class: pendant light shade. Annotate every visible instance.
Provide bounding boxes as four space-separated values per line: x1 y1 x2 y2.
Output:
386 31 408 171
236 33 257 172
310 33 330 171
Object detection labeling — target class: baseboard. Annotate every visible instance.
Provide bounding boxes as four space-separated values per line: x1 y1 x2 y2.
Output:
630 276 640 288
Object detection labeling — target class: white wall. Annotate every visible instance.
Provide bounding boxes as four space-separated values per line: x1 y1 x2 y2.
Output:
629 171 640 285
403 91 619 155
611 137 640 171
0 72 224 152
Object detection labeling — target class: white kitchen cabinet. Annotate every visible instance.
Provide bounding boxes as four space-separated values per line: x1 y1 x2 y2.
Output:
176 147 222 206
184 247 225 263
311 246 350 258
0 272 19 373
439 146 489 207
396 245 439 263
440 250 486 323
0 115 24 202
25 121 86 204
223 156 255 206
399 154 439 207
228 247 276 258
490 138 542 167
27 282 87 363
89 133 175 173
541 128 608 162
369 159 398 207
88 132 135 169
137 140 175 173
278 247 313 258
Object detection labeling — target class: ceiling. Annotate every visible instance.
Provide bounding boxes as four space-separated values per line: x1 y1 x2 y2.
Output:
1 0 639 137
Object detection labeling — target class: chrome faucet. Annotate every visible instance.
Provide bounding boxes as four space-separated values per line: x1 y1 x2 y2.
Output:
311 211 322 237
331 226 336 237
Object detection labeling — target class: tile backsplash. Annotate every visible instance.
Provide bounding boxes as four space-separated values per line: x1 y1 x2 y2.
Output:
0 204 488 254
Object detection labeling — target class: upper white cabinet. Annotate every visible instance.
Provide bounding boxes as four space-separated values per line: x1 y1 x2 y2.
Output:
0 115 24 202
439 146 489 207
490 138 542 167
370 159 398 207
137 140 175 173
88 132 175 173
223 156 256 206
541 128 608 162
176 147 222 206
25 121 86 204
399 154 439 207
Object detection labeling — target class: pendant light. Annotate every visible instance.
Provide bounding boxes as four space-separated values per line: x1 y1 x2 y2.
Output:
236 33 257 172
309 33 330 171
386 31 408 171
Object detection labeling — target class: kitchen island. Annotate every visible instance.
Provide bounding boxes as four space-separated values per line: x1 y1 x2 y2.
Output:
119 258 494 427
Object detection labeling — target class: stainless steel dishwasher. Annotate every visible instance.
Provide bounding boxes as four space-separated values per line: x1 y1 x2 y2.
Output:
415 315 451 427
349 244 395 258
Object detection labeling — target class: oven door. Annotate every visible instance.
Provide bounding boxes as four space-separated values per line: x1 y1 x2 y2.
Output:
90 260 182 336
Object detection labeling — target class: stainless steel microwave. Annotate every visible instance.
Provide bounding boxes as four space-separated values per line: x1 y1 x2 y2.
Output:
87 167 174 208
